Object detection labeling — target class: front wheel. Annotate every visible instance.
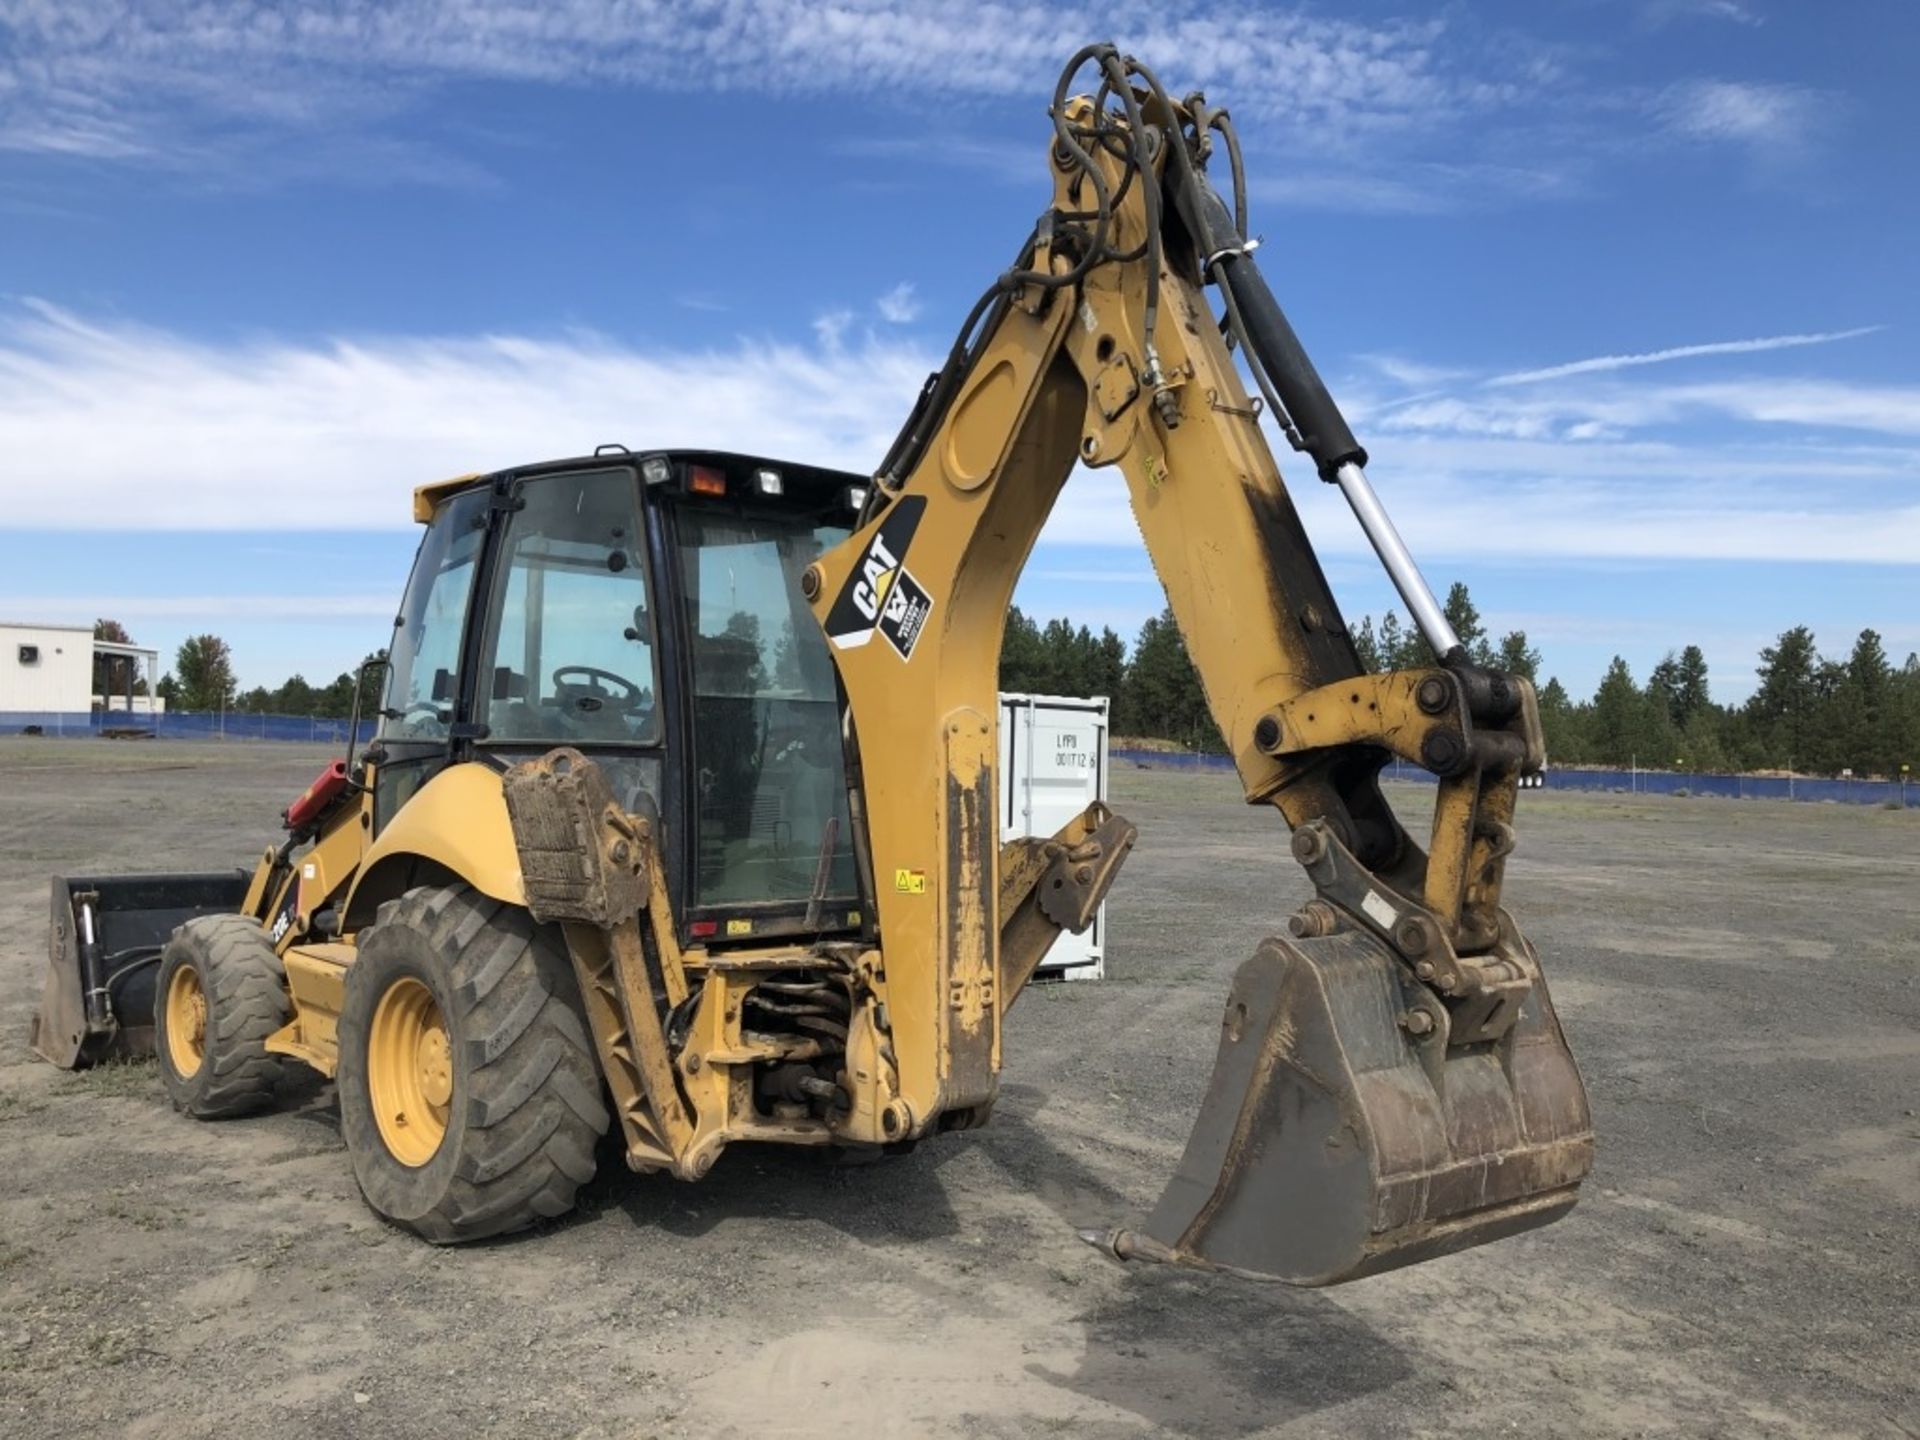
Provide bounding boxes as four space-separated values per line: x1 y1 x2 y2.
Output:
336 885 608 1243
153 914 289 1118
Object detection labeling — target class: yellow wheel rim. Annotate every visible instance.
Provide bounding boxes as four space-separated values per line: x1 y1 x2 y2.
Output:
368 977 453 1167
164 962 208 1078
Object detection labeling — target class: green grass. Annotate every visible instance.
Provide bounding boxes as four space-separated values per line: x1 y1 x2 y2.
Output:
0 1088 48 1123
55 1058 156 1100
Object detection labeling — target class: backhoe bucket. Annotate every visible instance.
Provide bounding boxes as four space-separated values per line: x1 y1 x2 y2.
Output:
30 872 251 1070
1132 929 1592 1286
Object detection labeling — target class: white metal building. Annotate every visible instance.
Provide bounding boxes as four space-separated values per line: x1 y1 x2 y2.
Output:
1 623 94 714
1 622 160 718
999 692 1112 980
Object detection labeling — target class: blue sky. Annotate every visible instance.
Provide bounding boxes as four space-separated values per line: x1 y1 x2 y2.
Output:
1 0 1914 704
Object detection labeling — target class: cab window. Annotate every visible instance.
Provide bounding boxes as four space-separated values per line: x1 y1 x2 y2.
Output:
675 507 855 909
382 487 486 743
477 470 659 746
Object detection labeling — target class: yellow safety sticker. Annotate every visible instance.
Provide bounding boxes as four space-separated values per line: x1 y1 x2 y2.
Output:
846 910 862 926
894 869 927 895
725 918 753 936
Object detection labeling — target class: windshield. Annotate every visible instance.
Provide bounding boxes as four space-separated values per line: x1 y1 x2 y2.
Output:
675 507 856 911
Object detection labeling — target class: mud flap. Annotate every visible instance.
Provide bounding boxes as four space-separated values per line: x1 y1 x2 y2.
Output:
30 872 251 1070
1134 930 1592 1285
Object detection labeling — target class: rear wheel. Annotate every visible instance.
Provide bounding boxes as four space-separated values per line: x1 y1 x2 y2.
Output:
337 885 608 1243
153 914 290 1118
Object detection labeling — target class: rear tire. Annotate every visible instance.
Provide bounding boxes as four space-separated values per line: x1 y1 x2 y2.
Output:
336 885 608 1244
153 914 290 1118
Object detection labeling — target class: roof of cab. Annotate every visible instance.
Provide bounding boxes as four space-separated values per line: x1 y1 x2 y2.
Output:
409 449 868 524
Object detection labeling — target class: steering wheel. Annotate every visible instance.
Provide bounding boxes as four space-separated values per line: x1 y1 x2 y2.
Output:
552 665 645 713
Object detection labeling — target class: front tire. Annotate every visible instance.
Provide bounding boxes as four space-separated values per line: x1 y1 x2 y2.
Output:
336 885 608 1243
153 914 290 1118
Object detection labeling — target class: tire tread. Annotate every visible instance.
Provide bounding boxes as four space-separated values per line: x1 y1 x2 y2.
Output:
157 914 289 1119
341 885 607 1244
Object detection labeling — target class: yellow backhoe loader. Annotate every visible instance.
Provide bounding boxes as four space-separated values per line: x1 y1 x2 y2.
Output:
30 45 1591 1285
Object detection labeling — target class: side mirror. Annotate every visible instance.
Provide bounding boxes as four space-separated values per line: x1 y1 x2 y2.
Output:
345 652 393 782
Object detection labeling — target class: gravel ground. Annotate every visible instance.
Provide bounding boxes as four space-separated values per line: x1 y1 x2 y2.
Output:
1 737 1916 1439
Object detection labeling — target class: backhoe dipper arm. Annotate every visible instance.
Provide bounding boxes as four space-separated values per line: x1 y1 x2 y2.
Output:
807 46 1590 1285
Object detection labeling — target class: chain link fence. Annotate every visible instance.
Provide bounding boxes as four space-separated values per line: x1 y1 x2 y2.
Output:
1113 749 1911 807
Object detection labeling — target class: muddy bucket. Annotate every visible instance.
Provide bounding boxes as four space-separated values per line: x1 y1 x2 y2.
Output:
30 872 251 1070
1119 928 1592 1286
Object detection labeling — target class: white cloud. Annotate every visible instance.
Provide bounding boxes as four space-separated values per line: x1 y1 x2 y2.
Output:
1377 374 1920 442
0 1 1840 217
1251 160 1578 216
1359 355 1472 388
1488 327 1881 387
0 300 925 529
2 301 1913 572
1661 79 1820 147
1643 0 1764 27
0 3 1485 153
0 593 396 622
811 308 855 351
875 282 920 325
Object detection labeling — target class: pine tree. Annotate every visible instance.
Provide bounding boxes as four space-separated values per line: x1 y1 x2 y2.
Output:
274 675 318 715
1648 651 1683 727
1000 607 1046 692
1840 629 1893 773
1537 676 1582 762
1377 610 1411 670
1442 581 1493 666
1123 607 1221 751
1590 656 1673 768
1495 630 1541 682
1350 615 1382 673
1675 645 1711 727
1092 627 1127 709
1748 626 1820 770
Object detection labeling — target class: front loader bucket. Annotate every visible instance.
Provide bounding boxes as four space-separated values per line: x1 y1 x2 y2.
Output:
30 872 251 1070
1128 929 1592 1286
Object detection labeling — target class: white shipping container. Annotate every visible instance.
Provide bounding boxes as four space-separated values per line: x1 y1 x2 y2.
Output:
999 692 1110 980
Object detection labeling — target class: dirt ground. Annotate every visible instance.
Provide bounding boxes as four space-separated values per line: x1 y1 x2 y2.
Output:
1 738 1916 1439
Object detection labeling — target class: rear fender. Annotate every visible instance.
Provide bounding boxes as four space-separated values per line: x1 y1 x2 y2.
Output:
342 762 524 932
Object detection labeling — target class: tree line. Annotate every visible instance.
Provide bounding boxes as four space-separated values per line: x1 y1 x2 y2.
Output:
999 585 1919 779
99 596 1920 779
96 622 383 721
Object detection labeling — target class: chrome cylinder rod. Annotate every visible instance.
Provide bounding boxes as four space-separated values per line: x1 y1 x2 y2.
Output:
1332 462 1460 661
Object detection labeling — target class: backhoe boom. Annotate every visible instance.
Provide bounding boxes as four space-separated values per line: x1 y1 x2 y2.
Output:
806 45 1592 1283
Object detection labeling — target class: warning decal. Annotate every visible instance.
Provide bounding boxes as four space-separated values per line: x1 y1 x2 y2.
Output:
877 566 933 659
822 495 930 658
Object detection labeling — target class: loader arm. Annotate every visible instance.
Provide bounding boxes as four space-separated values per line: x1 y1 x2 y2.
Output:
807 46 1591 1284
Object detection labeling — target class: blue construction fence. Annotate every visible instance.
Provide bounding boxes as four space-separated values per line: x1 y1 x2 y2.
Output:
0 709 376 745
5 715 1908 807
1112 749 1913 808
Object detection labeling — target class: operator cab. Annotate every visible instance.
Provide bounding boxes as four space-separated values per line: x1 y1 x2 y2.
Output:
375 450 869 946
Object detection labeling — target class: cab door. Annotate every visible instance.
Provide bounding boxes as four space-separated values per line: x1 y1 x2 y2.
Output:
372 485 489 832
